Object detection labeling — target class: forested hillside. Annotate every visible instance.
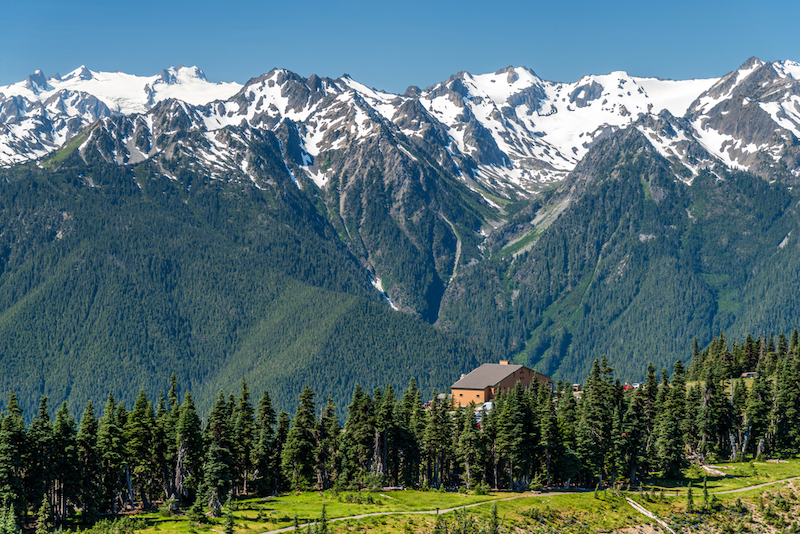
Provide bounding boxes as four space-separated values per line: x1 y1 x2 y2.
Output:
438 128 800 382
0 147 493 417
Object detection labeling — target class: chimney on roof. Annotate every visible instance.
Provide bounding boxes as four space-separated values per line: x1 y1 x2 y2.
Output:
499 360 509 365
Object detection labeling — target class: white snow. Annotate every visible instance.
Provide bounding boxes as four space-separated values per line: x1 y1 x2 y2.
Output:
1 65 242 115
774 60 800 80
370 277 398 310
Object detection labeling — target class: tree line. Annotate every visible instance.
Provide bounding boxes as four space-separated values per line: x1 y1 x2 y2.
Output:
1 330 799 531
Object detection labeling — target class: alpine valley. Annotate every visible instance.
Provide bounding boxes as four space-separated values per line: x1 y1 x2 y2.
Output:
1 58 799 415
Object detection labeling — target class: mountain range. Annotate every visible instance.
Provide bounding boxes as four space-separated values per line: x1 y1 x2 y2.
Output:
0 58 798 415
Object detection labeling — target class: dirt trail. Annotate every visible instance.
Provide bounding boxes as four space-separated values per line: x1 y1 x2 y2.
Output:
257 490 579 534
713 475 800 494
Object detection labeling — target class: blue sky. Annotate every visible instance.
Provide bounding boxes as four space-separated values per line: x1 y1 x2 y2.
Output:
2 0 799 93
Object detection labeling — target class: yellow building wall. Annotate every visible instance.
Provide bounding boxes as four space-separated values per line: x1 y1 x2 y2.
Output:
451 388 490 407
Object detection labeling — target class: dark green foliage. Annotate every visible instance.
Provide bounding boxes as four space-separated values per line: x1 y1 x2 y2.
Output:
203 392 234 514
0 159 493 420
175 392 204 503
281 387 317 490
438 128 800 384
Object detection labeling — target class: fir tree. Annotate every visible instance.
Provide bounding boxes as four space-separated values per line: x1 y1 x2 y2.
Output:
96 393 127 512
76 400 101 520
25 397 52 514
685 482 694 513
281 387 317 490
203 391 235 516
51 403 79 526
252 389 276 496
175 392 204 504
315 398 339 490
232 379 255 495
340 385 375 486
34 495 52 534
125 391 158 508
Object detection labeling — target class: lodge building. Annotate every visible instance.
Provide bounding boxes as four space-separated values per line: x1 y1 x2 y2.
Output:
450 360 552 407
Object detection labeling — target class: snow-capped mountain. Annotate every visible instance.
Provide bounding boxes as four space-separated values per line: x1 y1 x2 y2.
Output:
687 57 800 179
2 58 799 195
0 65 241 166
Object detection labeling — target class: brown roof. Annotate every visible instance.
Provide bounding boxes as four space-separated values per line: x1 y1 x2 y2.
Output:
451 363 524 390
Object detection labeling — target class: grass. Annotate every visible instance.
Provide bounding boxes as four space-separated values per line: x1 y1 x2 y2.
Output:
41 130 88 169
101 461 800 534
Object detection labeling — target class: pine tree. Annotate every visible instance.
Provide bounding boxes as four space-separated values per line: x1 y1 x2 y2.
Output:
373 385 396 484
281 387 317 490
175 392 204 504
654 362 686 478
455 406 483 489
0 396 25 519
745 372 771 457
619 390 647 484
397 379 422 488
76 400 101 520
252 389 276 496
340 385 375 486
538 383 560 487
232 379 255 495
685 482 694 513
422 390 453 490
576 359 613 485
272 412 290 493
25 397 52 514
34 495 52 534
222 495 235 534
51 403 79 526
124 391 158 509
315 398 339 490
96 393 127 512
203 391 234 516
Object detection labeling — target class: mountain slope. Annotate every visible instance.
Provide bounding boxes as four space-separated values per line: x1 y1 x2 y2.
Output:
437 127 798 381
0 149 492 417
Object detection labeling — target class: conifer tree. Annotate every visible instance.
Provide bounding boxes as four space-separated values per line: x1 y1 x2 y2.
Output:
538 383 561 487
620 389 647 484
373 385 396 482
455 406 483 489
772 354 800 456
745 372 771 457
51 403 79 526
76 400 101 520
25 397 52 514
685 482 694 513
34 495 51 534
0 395 25 518
340 385 375 486
203 391 235 516
252 389 276 496
281 386 317 490
272 412 290 493
96 394 127 512
125 391 158 508
423 391 452 489
175 392 204 503
576 359 612 485
315 398 339 490
397 379 423 488
232 379 255 494
653 367 684 478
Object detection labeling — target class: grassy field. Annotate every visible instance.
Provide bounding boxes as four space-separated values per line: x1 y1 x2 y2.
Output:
113 460 800 534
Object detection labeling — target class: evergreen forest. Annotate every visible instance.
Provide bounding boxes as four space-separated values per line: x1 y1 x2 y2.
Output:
1 332 799 531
